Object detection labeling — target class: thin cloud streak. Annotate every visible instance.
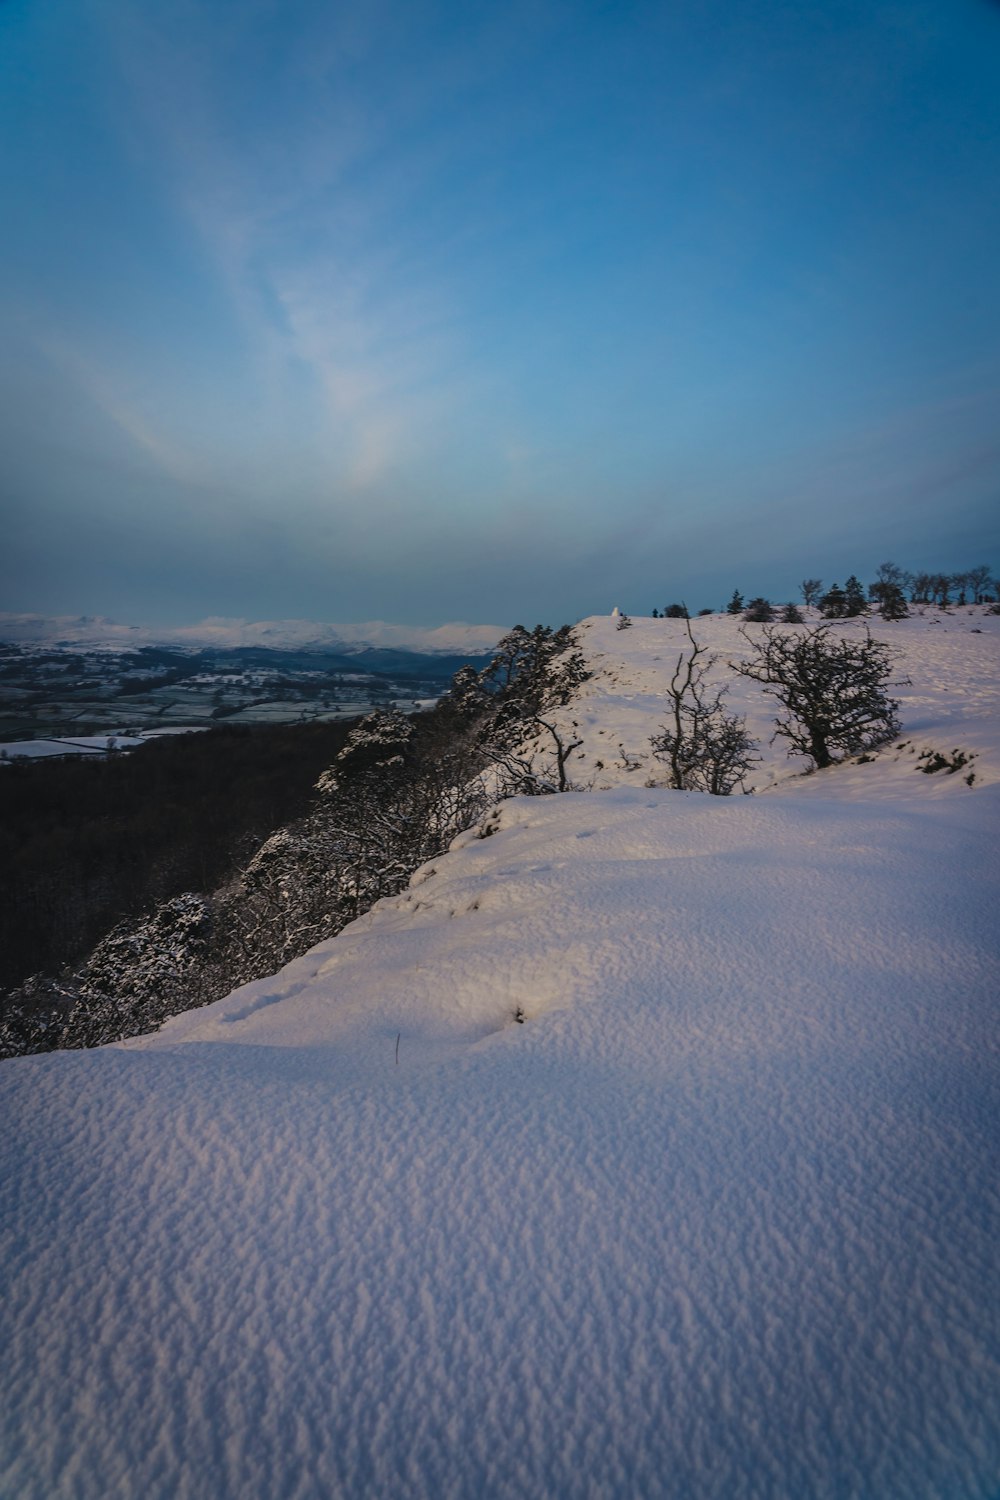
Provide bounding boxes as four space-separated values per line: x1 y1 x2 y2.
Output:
102 3 474 493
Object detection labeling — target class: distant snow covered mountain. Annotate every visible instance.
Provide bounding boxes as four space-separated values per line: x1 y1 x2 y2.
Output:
0 612 508 655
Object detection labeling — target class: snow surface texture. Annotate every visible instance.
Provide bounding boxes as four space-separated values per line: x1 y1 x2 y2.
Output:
0 612 507 654
2 612 999 1499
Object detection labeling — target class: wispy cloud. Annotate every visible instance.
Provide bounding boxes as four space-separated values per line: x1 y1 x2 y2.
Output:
101 2 472 491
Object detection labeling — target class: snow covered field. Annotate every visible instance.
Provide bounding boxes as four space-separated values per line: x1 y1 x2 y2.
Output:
1 612 998 1499
0 728 207 761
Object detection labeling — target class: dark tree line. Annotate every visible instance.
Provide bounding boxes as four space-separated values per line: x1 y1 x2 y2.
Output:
0 721 358 997
702 561 995 625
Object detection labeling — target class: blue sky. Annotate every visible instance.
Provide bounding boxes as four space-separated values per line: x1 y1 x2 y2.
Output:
2 0 999 626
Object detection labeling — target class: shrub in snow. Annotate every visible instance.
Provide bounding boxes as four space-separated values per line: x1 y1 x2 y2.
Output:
650 619 759 795
734 624 903 771
743 597 775 623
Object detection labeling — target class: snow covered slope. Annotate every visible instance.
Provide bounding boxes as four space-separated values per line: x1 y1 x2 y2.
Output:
1 612 998 1499
564 607 1000 795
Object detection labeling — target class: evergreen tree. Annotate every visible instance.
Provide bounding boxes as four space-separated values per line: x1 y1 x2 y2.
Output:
726 590 744 615
820 583 847 618
844 576 867 616
871 583 908 620
743 597 775 623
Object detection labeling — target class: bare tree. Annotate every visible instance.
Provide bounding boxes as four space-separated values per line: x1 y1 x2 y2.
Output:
800 578 823 609
930 572 952 607
521 715 584 793
910 571 932 604
967 564 994 605
734 624 902 771
651 617 758 794
873 561 905 589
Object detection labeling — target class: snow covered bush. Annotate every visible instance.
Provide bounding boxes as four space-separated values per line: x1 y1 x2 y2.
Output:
57 894 217 1050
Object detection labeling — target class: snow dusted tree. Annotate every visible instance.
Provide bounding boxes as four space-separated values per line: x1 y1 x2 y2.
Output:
0 973 79 1057
734 624 902 771
479 625 587 711
225 822 349 977
58 893 217 1049
467 625 590 794
650 617 758 795
446 663 488 720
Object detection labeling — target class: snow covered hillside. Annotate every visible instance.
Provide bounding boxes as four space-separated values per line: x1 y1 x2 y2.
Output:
2 612 998 1499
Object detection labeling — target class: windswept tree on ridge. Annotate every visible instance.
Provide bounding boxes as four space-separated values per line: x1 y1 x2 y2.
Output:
734 624 903 771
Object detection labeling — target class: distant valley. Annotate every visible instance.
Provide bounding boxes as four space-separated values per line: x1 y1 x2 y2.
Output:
0 638 497 750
